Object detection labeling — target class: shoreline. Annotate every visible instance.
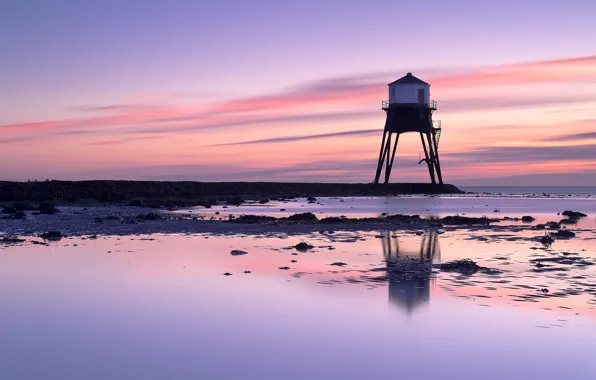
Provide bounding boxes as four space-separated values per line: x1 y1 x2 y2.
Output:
0 180 462 205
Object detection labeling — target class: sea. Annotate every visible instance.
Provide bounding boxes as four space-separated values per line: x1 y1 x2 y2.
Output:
461 186 596 196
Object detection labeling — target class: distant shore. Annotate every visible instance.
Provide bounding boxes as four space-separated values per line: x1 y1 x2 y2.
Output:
0 180 463 206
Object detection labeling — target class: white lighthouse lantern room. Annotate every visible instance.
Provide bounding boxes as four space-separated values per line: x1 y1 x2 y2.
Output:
387 72 431 106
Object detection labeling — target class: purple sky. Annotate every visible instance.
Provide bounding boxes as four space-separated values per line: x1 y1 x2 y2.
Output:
1 0 596 184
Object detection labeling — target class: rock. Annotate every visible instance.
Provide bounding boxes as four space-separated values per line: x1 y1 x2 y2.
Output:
562 211 587 218
243 271 251 274
540 233 554 247
224 196 244 206
290 260 297 263
441 215 492 225
14 211 26 219
307 196 317 203
128 199 143 207
1 236 26 244
385 214 422 222
223 272 232 276
521 215 535 222
1 207 17 214
40 231 64 241
258 199 270 204
229 215 277 224
287 212 318 222
559 218 577 225
554 230 576 238
230 250 248 256
294 242 314 252
278 266 291 270
320 217 345 224
38 203 59 214
12 202 35 211
330 262 347 267
280 208 286 211
136 212 162 220
433 259 489 276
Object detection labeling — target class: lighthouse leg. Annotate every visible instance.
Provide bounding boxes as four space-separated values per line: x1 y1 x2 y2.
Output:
384 133 400 184
383 133 392 182
374 130 388 184
431 132 443 184
425 132 439 184
420 133 436 184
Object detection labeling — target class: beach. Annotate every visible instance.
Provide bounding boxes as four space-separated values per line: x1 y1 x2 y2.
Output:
1 190 595 379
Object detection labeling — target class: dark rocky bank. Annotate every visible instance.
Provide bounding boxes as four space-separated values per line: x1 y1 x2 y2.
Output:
0 180 463 205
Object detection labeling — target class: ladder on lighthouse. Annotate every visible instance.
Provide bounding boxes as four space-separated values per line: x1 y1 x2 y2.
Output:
418 121 442 163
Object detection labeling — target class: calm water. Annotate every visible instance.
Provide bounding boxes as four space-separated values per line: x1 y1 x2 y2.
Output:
461 186 596 196
1 229 595 379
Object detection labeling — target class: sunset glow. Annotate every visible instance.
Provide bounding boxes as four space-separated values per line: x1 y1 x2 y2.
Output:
2 0 596 184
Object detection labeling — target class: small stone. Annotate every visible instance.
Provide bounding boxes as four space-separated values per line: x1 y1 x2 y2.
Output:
561 211 587 218
554 230 576 238
40 231 64 241
38 203 59 215
294 242 314 252
230 250 248 256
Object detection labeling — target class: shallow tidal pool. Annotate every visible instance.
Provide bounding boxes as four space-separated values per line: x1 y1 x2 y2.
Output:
1 229 595 380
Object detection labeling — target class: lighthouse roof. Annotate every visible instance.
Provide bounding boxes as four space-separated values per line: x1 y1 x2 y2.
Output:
389 72 429 86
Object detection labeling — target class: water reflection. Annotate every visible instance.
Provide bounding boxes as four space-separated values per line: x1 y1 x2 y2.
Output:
381 231 441 313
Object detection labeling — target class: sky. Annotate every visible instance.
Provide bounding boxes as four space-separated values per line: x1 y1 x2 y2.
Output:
1 0 596 185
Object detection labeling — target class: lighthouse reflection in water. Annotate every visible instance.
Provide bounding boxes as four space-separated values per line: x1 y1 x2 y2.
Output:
380 231 441 313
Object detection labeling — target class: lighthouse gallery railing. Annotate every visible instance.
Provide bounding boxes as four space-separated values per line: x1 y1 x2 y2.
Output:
382 100 437 110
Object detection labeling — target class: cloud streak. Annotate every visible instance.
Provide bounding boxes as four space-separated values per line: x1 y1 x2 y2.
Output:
5 55 595 137
210 129 381 146
545 131 596 142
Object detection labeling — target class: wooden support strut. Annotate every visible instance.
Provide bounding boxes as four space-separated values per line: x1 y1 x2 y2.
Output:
425 132 438 184
384 132 392 183
419 132 436 184
373 130 388 184
384 133 399 184
431 132 443 184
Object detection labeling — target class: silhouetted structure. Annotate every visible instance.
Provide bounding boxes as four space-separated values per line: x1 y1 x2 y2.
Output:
374 73 443 184
380 231 440 313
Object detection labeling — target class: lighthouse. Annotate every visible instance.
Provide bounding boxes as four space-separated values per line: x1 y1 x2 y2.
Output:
373 73 443 184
